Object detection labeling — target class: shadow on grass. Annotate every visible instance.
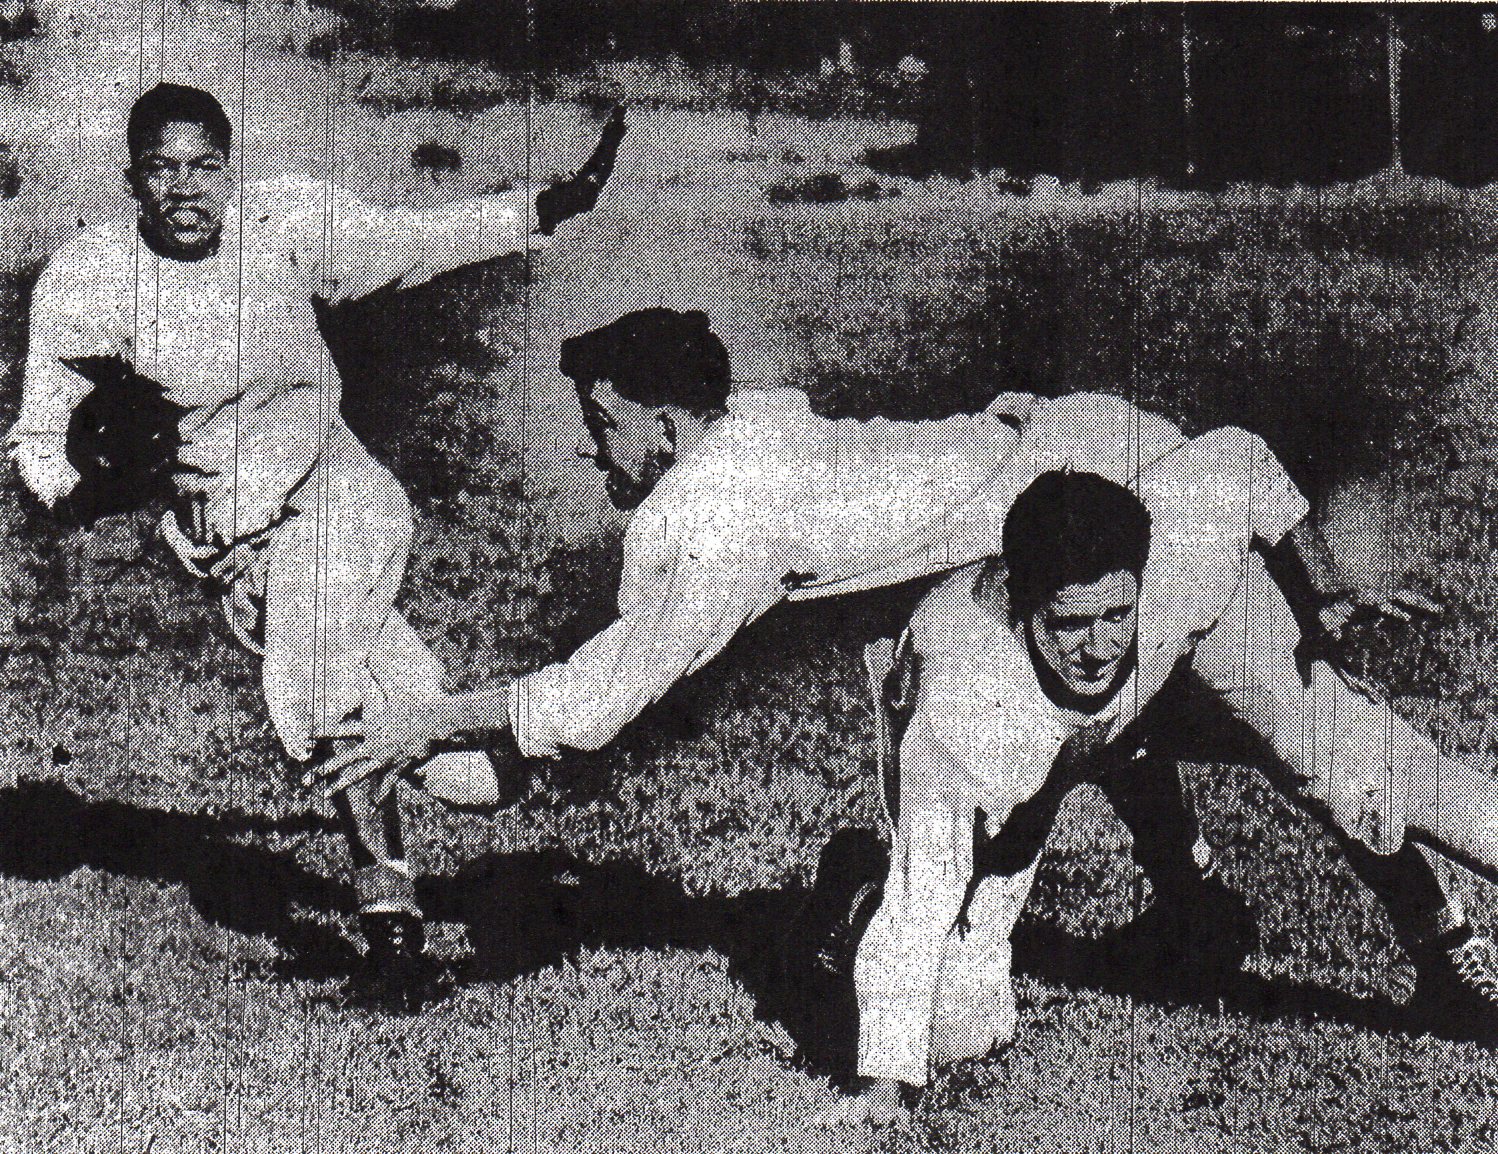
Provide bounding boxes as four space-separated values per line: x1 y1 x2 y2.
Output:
419 847 828 1057
419 841 1498 1087
1014 922 1412 1040
0 781 1488 1062
0 780 358 976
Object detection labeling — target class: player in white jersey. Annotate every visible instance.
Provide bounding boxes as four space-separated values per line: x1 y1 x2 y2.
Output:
840 442 1498 1125
320 307 1202 786
8 82 624 983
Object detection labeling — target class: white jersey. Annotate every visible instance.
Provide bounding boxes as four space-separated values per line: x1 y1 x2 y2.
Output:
905 425 1310 817
12 175 533 540
509 389 1195 759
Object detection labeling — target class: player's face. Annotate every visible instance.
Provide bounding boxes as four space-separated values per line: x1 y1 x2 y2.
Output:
576 381 676 510
128 121 232 260
1030 568 1139 699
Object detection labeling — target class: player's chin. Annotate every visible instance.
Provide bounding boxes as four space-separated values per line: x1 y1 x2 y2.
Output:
603 470 651 510
602 450 673 511
1066 667 1116 694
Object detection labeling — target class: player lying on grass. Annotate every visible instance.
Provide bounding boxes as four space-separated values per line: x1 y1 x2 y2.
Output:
322 307 1209 787
7 82 626 983
322 308 1429 967
837 450 1498 1126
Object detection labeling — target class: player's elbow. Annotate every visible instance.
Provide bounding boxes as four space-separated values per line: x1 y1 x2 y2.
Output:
1197 424 1272 465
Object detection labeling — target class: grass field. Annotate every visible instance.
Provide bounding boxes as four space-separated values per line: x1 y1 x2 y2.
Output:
2 2 1498 1151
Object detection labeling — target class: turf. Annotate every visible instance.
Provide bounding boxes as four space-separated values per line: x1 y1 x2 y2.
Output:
1 2 1498 1151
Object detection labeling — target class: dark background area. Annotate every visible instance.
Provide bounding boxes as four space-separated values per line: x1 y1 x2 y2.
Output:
327 1 1498 188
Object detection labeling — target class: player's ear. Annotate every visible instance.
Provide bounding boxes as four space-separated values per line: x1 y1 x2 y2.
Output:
124 159 153 203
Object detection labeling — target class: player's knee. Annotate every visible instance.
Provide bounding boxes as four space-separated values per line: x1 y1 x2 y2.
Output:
1194 425 1282 489
1199 424 1265 457
1041 391 1135 428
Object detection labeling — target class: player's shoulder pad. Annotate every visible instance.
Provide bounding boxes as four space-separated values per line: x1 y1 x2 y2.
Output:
43 221 129 276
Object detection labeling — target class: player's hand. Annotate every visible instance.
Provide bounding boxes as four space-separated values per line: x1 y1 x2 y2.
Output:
535 105 627 236
320 687 455 801
1317 587 1442 643
12 435 79 507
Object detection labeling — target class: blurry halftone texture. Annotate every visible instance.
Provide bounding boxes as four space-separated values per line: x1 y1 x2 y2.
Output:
320 1 1498 188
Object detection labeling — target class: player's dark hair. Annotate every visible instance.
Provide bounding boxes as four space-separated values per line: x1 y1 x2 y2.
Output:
560 308 731 418
1002 470 1152 624
128 83 231 160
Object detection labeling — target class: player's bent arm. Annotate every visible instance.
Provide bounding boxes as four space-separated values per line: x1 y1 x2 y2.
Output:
1258 519 1348 640
1161 425 1393 645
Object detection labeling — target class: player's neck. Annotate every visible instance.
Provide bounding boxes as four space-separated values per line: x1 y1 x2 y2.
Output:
667 408 713 464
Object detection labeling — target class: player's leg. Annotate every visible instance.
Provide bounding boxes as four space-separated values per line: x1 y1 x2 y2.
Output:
262 422 432 971
1094 742 1255 980
850 707 1031 1122
1192 549 1498 1012
1097 743 1210 904
929 856 1039 1069
853 716 976 1095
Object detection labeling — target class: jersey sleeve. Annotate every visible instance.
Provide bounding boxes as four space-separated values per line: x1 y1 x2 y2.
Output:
9 245 117 442
309 183 535 304
507 520 788 758
1141 425 1309 550
262 178 535 304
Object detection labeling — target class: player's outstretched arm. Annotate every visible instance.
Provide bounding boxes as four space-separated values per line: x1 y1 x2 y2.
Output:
317 107 627 303
324 535 786 797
